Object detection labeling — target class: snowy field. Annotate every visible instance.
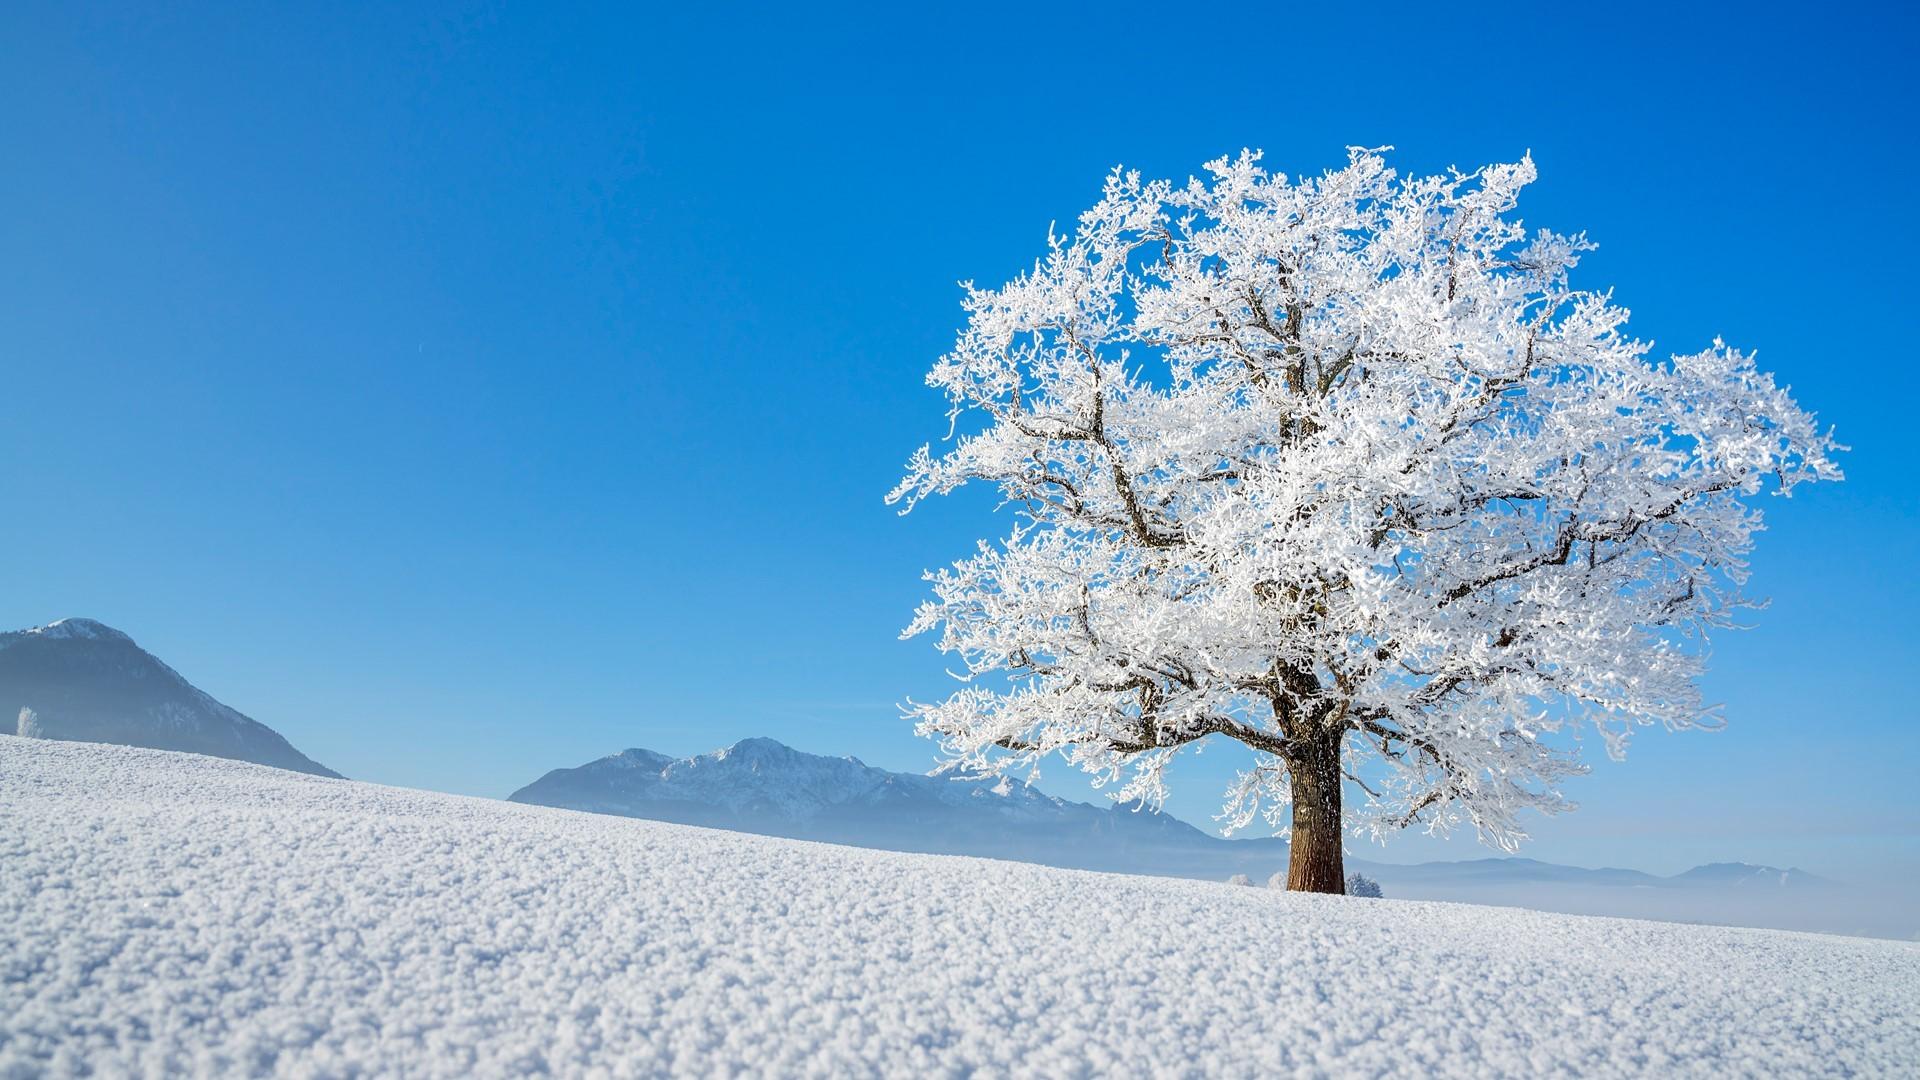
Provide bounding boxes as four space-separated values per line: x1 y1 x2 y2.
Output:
3 737 1916 1078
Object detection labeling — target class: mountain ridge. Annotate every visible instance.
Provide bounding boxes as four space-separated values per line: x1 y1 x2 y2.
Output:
511 736 1828 892
510 735 1205 864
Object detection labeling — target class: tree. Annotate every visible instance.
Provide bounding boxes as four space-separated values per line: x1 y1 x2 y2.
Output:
1345 873 1384 899
889 149 1839 893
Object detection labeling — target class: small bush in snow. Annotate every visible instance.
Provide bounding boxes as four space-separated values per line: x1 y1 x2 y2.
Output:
1346 873 1384 898
1226 874 1251 887
1267 871 1288 890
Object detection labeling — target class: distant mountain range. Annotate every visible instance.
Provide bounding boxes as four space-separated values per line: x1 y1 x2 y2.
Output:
1370 856 1829 891
510 739 1846 920
0 618 338 777
509 736 1207 866
9 618 1885 935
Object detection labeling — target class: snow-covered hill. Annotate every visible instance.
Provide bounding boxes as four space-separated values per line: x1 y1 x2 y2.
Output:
4 737 1914 1077
513 738 1903 939
0 617 337 777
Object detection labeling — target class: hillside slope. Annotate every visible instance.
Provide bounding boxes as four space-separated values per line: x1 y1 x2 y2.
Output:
3 736 1915 1077
0 618 337 777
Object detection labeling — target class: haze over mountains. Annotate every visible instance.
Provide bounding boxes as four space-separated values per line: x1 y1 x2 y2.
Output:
4 617 1901 937
512 738 1901 938
0 618 338 778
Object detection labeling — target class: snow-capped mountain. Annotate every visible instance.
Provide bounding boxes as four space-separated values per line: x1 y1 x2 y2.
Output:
0 617 339 777
510 737 1203 865
511 737 1884 935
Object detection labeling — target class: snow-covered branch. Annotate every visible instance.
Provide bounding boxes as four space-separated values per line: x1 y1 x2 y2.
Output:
892 148 1839 863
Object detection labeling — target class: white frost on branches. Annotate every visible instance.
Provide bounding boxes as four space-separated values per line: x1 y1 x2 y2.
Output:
890 149 1839 851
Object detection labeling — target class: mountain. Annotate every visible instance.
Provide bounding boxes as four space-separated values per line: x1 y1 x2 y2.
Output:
1669 862 1830 888
510 737 1206 867
506 738 1831 888
1366 857 1665 888
512 737 1902 937
0 617 339 778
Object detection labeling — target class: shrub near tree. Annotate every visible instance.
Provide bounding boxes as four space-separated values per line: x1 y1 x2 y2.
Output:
893 149 1838 893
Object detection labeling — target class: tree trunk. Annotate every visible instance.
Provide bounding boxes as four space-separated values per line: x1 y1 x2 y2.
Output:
1285 732 1346 893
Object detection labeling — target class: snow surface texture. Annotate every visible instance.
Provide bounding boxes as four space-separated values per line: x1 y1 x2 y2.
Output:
3 738 1916 1078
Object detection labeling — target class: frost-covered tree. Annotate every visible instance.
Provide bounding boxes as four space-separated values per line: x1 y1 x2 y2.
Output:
1345 873 1384 899
890 149 1839 893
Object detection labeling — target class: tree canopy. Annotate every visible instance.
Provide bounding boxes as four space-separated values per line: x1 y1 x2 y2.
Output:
891 149 1837 882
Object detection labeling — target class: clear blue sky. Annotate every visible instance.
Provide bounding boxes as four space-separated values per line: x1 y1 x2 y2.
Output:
4 2 1914 883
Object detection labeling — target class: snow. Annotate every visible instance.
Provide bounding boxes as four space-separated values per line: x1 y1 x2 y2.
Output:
513 737 1094 827
0 617 128 649
887 149 1842 850
4 737 1916 1078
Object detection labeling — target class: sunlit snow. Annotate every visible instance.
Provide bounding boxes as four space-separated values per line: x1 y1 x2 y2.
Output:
3 737 1914 1077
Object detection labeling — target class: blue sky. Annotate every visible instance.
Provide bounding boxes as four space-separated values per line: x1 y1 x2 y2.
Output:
4 2 1915 883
